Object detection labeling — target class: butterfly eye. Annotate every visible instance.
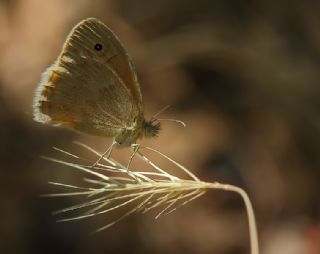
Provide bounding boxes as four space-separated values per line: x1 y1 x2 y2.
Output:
94 43 103 51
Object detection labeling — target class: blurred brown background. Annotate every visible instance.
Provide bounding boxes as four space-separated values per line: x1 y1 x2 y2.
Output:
1 0 320 253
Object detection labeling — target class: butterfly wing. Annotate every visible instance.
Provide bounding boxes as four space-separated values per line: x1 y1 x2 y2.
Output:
33 18 143 137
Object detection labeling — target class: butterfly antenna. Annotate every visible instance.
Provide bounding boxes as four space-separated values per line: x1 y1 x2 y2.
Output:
150 105 171 121
157 118 186 128
150 105 186 128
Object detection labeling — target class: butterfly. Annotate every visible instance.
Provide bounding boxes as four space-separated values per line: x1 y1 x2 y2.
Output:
33 18 160 148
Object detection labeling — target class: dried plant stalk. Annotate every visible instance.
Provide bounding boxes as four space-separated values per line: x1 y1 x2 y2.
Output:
43 142 259 254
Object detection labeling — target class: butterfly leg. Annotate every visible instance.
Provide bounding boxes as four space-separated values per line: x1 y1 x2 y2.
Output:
126 143 140 170
91 139 116 168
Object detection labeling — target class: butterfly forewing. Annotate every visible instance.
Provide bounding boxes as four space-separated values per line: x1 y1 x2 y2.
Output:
33 18 143 137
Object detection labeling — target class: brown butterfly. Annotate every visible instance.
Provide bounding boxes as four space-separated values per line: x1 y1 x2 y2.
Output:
33 18 160 148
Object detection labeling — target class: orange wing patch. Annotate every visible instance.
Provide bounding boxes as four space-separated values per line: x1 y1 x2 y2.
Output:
40 85 58 98
48 70 61 83
39 100 79 128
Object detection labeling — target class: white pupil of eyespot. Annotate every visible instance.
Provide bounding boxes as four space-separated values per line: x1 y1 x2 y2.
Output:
95 44 102 51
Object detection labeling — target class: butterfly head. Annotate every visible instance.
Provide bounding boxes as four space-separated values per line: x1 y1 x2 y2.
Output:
142 119 160 138
115 118 160 148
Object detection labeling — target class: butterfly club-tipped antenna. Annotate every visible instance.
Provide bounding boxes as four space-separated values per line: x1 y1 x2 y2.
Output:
151 105 171 120
149 105 187 128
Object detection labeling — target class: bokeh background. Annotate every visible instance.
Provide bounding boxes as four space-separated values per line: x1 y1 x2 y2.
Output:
1 0 320 253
